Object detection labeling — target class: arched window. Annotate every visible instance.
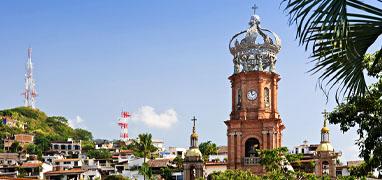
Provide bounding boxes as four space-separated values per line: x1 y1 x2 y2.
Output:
190 165 196 180
322 161 330 175
245 138 260 157
264 87 270 108
322 132 330 142
236 88 242 110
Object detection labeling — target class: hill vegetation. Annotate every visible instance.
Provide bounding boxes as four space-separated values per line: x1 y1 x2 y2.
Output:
0 106 94 154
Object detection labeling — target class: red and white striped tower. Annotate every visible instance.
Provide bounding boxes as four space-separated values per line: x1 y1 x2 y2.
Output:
23 47 37 109
118 111 130 142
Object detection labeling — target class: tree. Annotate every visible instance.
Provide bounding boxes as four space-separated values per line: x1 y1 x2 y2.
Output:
104 175 131 180
328 52 382 170
139 163 153 180
26 144 42 160
329 79 382 169
73 128 93 141
258 147 302 178
81 140 95 152
172 156 184 170
34 135 50 152
348 162 370 178
283 0 382 99
128 133 157 163
160 167 172 180
10 141 22 153
199 141 218 162
211 170 261 180
86 149 112 159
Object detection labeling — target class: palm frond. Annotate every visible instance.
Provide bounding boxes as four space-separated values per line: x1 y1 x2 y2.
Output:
283 0 382 99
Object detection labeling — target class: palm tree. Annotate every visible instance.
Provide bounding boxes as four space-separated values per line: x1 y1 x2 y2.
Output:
139 163 153 180
283 0 382 99
129 133 158 163
128 133 157 180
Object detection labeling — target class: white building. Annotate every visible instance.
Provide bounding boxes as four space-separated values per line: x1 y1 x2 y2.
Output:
50 138 81 157
42 154 64 164
152 139 164 152
53 158 83 170
168 147 187 159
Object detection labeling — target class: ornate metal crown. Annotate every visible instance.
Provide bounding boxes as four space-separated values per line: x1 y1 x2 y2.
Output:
229 6 281 74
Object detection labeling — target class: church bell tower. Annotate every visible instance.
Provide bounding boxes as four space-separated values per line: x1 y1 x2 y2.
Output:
225 4 285 174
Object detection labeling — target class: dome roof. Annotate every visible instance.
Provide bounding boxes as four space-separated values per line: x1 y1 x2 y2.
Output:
321 126 330 133
229 9 281 73
317 142 334 152
185 148 203 158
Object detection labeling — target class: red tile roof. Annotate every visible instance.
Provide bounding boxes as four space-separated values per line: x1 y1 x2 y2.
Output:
120 149 133 154
0 177 38 180
44 168 86 175
148 158 173 168
21 162 42 168
53 158 80 162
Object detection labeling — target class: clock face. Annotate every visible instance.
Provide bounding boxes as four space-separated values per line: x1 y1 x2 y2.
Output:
247 90 257 100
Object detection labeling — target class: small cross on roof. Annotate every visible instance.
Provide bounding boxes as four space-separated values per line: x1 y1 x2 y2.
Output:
252 3 258 14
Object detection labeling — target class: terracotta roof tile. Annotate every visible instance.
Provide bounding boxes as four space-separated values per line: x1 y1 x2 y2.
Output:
44 168 86 175
21 162 42 168
53 158 80 162
147 158 173 168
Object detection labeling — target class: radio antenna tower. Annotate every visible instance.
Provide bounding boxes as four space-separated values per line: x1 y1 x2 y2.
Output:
23 47 37 109
118 111 130 142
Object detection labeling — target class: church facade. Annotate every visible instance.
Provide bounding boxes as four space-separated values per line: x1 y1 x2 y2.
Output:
225 6 285 174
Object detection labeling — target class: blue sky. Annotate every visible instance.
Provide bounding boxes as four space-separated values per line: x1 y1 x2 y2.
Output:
0 0 366 161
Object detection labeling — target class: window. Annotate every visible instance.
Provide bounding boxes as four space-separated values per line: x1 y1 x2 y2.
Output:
322 161 330 175
54 145 59 149
245 138 260 157
236 88 242 110
264 87 270 108
61 145 66 150
64 161 71 165
68 145 72 150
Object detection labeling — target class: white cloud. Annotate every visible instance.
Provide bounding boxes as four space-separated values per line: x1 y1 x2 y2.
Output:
68 115 86 129
132 106 178 129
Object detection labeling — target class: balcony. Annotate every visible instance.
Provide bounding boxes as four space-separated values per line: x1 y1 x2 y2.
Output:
243 157 260 165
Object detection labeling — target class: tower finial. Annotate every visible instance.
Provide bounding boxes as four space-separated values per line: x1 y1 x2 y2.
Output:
251 3 258 15
191 116 197 133
321 109 330 134
322 109 329 127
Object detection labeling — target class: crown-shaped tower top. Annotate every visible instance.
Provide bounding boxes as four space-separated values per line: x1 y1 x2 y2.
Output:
229 4 281 74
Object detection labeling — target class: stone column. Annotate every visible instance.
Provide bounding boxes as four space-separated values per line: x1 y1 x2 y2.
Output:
271 77 278 114
233 133 238 169
228 132 235 169
262 130 268 149
258 79 265 110
330 158 336 179
269 130 274 149
236 132 242 167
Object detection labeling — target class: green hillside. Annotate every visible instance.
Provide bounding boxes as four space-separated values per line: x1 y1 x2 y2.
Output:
0 106 93 153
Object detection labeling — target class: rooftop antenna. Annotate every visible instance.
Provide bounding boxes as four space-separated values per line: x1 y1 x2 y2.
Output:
22 47 37 109
118 109 130 142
